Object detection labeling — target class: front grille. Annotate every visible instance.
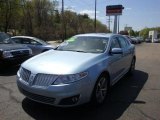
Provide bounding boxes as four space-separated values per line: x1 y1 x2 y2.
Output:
18 86 55 105
33 74 58 87
11 50 29 56
20 67 31 83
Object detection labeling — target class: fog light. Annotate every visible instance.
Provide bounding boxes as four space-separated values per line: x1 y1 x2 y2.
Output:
72 97 78 103
59 95 80 105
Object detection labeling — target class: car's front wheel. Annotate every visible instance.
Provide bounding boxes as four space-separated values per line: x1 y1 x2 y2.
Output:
92 74 109 105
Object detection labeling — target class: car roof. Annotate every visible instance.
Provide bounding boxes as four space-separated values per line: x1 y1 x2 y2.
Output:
11 36 48 45
11 36 36 39
75 33 118 38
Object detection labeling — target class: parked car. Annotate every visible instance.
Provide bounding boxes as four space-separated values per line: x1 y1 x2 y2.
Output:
11 36 55 56
123 35 135 44
17 33 136 107
0 32 32 67
136 37 144 42
153 38 160 43
145 38 151 43
130 36 140 44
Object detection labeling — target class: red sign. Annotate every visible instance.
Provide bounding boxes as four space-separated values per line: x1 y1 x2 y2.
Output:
106 9 122 14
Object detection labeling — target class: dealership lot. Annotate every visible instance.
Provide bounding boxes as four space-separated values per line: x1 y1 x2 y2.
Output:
0 43 160 120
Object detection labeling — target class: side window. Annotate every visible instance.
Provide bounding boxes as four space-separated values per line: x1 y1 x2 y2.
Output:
111 38 121 48
22 38 31 44
118 37 128 48
12 38 21 44
30 39 40 45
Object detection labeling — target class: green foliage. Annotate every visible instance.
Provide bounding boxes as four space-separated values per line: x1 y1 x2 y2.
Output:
0 0 108 40
128 30 135 36
139 28 151 39
139 27 160 39
134 31 139 37
0 0 22 33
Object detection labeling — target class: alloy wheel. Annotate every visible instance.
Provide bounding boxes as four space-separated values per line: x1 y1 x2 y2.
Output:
95 76 108 104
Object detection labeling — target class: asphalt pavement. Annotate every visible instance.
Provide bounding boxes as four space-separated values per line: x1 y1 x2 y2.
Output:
0 43 160 120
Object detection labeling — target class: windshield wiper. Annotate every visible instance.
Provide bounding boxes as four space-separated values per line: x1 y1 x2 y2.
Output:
55 49 88 53
74 50 87 53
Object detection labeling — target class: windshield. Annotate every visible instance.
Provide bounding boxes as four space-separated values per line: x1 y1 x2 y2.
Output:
0 33 13 44
34 38 48 45
57 36 109 53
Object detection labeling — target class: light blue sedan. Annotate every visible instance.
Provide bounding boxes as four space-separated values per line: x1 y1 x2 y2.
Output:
17 33 136 107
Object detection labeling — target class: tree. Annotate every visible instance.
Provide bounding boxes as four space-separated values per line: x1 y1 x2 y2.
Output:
96 21 108 33
134 31 140 37
21 0 33 35
139 28 150 39
0 0 109 40
128 29 135 36
119 31 129 35
0 0 21 33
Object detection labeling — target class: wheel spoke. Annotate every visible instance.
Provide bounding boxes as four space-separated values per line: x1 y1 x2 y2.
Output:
95 76 108 104
100 88 107 91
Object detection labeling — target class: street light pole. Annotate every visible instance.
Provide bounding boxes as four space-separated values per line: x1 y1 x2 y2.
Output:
94 0 97 32
62 0 66 42
118 15 120 33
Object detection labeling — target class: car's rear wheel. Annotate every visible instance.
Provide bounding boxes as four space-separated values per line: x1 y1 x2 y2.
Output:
92 74 109 105
128 58 136 75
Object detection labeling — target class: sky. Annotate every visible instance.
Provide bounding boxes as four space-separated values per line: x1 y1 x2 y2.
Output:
57 0 160 31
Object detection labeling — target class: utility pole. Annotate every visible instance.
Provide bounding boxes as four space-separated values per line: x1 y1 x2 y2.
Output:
107 16 112 32
113 15 118 34
108 16 111 32
117 16 120 33
61 0 66 42
94 0 97 32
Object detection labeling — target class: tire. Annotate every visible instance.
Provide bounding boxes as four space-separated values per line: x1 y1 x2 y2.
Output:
128 58 136 75
92 74 109 105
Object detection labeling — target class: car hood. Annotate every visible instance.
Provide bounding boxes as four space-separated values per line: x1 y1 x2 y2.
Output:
22 50 102 74
43 44 56 48
0 44 28 51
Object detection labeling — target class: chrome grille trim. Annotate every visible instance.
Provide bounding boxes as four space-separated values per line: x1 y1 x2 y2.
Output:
20 67 31 83
33 74 58 87
11 50 29 56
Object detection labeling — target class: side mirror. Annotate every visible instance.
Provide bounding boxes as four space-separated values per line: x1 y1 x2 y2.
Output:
111 48 123 54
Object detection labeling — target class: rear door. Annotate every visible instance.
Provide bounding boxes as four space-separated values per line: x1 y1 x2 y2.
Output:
21 38 42 55
29 39 42 55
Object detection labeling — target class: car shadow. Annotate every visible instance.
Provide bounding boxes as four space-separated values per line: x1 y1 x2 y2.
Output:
0 66 19 76
22 70 148 120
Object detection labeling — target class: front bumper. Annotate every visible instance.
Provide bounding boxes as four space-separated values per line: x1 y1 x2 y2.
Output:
0 55 32 67
17 75 92 107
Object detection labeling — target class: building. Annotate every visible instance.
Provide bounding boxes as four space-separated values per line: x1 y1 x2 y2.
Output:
124 26 132 31
149 30 159 43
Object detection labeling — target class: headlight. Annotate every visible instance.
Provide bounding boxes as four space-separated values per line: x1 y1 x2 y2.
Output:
17 67 22 77
53 72 88 85
2 51 13 58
